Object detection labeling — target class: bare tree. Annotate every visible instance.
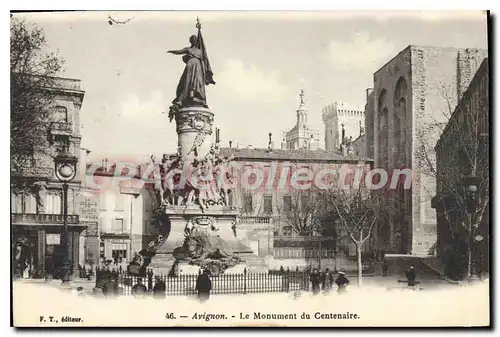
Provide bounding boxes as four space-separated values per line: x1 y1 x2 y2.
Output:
415 66 489 280
11 17 65 175
281 188 326 237
328 187 390 285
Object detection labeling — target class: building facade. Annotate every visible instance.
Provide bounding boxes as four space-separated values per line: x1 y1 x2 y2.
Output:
364 45 487 255
432 58 489 278
323 101 365 152
84 165 158 265
11 77 86 278
218 147 374 270
282 90 320 151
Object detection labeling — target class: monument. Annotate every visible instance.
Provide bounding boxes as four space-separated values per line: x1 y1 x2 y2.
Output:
137 19 253 277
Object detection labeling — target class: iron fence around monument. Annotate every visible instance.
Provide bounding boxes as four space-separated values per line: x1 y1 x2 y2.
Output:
95 267 310 296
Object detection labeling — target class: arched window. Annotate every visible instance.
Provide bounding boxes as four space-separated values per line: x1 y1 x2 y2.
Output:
54 106 68 122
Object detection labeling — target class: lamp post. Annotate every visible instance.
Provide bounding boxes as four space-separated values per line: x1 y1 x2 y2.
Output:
54 146 78 289
462 175 480 281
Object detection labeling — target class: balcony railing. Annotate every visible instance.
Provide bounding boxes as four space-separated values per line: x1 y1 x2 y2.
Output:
239 216 273 224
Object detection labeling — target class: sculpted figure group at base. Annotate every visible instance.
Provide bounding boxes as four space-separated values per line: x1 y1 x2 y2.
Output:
151 145 236 213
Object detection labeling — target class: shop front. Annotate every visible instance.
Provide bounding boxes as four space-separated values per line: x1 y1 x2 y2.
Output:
12 213 87 279
100 235 131 264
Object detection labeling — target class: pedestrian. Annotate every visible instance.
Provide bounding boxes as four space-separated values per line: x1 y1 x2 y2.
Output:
153 276 166 299
195 269 212 302
320 269 327 290
102 275 119 297
335 271 350 294
323 268 333 292
131 277 148 297
406 265 416 286
381 259 389 277
310 268 321 295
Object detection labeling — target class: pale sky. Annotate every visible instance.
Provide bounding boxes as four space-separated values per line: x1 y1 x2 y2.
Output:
14 11 488 163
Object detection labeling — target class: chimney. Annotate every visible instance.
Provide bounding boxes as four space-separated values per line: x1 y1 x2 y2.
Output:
341 144 347 156
229 140 232 148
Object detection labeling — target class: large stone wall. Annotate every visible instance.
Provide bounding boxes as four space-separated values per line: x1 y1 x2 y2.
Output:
368 45 487 256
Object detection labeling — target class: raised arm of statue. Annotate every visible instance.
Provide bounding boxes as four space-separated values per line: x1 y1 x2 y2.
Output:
167 48 189 55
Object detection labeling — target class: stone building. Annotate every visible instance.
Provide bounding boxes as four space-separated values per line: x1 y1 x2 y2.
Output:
282 90 320 151
323 101 365 152
83 163 158 265
11 77 86 278
218 147 374 271
364 45 487 255
432 58 489 278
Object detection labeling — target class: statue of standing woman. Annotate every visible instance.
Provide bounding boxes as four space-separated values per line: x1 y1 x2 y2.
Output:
167 18 215 108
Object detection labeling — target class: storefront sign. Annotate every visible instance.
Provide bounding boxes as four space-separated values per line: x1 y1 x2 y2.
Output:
12 213 79 225
46 234 61 245
79 198 99 222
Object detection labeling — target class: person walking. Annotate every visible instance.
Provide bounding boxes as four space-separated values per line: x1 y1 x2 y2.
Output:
310 268 321 295
335 271 350 294
153 276 166 299
381 259 389 277
131 277 148 297
195 269 212 302
323 268 333 292
406 265 416 286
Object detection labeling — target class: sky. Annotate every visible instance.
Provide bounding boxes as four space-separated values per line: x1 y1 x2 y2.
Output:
14 11 488 163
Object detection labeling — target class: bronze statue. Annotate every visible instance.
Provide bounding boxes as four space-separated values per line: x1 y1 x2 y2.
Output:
167 18 215 108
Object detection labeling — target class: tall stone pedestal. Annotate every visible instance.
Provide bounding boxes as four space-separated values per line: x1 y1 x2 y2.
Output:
176 106 214 162
148 205 253 275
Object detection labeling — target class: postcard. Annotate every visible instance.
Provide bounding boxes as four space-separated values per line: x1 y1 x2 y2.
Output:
11 10 490 327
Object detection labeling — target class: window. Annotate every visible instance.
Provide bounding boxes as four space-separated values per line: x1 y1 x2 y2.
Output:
263 195 273 214
283 195 292 212
243 194 253 214
112 250 127 260
113 218 125 232
54 106 68 122
283 226 293 236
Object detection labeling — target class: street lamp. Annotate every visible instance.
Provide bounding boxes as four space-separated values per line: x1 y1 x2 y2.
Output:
54 146 78 289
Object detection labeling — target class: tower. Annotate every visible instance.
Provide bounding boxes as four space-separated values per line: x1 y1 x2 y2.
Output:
284 90 320 150
322 102 365 152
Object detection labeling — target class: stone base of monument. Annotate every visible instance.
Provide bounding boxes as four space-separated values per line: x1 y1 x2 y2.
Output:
148 205 254 276
177 262 201 275
223 263 247 274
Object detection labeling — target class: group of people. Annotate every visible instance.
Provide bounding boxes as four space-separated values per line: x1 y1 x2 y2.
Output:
309 268 350 295
129 268 212 302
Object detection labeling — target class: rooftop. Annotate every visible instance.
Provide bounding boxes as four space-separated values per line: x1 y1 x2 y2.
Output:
219 147 372 162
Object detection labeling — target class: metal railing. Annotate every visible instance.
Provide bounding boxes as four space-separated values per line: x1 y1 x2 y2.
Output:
95 267 310 296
